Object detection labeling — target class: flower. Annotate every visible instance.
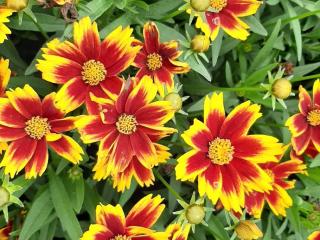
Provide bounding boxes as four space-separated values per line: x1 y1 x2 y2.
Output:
0 221 12 239
0 58 11 153
175 92 283 212
166 224 191 240
290 142 319 162
245 147 307 218
181 0 262 41
0 7 14 44
190 35 210 53
5 0 28 11
76 76 176 191
81 194 168 240
37 16 140 114
308 231 320 240
285 80 320 155
132 22 190 96
234 220 263 240
0 85 83 178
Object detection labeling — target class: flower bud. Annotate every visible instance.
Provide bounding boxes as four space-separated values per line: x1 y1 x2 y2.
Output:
235 220 263 240
0 187 10 208
190 0 210 12
271 78 292 99
191 35 210 53
5 0 28 11
68 166 83 181
164 92 183 111
186 204 205 224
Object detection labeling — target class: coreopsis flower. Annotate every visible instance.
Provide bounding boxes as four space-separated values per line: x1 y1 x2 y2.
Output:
290 143 319 162
0 221 12 239
285 80 320 155
181 0 262 41
245 150 307 218
0 7 14 44
234 220 263 240
132 22 190 96
0 58 11 153
0 85 83 178
81 194 168 240
166 224 191 240
175 92 283 212
308 231 320 240
76 76 176 191
37 16 140 114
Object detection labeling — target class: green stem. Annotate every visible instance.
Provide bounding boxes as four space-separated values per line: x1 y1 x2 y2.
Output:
153 169 184 202
25 12 49 40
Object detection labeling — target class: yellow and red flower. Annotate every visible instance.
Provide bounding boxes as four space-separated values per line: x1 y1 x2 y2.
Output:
166 224 190 240
0 7 14 44
286 80 320 155
132 22 190 96
37 16 140 114
290 142 319 162
309 231 320 240
245 148 306 218
0 58 11 153
175 92 283 212
185 0 262 41
76 76 176 191
0 85 83 178
0 221 11 240
81 194 168 240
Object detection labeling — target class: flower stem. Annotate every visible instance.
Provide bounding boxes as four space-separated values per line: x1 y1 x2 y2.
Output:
25 12 49 40
153 169 184 202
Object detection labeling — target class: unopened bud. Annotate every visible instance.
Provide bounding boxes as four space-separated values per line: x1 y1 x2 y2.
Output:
190 0 210 12
271 78 292 99
5 0 28 11
186 204 205 224
235 220 263 240
191 35 210 53
164 92 183 111
0 187 10 208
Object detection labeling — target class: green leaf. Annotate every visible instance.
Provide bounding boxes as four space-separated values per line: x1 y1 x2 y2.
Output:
309 154 320 168
243 63 278 86
211 31 223 67
119 180 137 206
64 176 85 213
206 215 230 240
186 55 211 82
19 189 54 240
245 16 268 36
48 169 82 240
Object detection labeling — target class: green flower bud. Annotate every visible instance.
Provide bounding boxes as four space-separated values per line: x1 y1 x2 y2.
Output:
186 204 205 224
272 78 292 99
164 92 183 111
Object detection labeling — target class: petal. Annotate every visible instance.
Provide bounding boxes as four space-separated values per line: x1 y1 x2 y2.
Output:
73 16 101 59
81 224 113 240
130 130 157 168
37 39 83 84
0 136 37 178
41 93 64 120
204 12 221 40
231 158 272 193
127 227 168 240
204 93 225 137
132 158 155 188
158 41 180 59
110 134 133 172
166 224 190 240
273 159 306 179
0 8 14 44
298 85 312 115
99 76 124 101
25 138 48 179
0 98 27 128
153 67 174 97
0 58 10 96
133 50 148 68
311 126 320 152
95 204 126 235
48 135 83 164
6 85 42 118
125 76 157 114
291 128 311 155
163 58 190 74
50 116 79 133
285 113 309 137
226 0 262 17
220 101 261 140
54 77 88 113
135 101 174 127
245 192 265 219
314 79 320 107
176 150 211 181
219 10 250 40
0 126 26 142
100 26 140 75
143 22 160 53
126 194 164 228
112 163 134 192
219 164 244 212
265 184 292 216
198 164 222 204
181 119 212 152
308 231 320 240
77 115 114 143
233 135 283 163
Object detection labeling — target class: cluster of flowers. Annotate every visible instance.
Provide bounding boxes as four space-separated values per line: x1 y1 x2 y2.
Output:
0 0 320 239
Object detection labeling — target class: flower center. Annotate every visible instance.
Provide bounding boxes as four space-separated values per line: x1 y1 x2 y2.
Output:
210 0 227 12
265 169 275 182
111 235 131 240
307 109 320 126
116 114 137 135
81 60 106 86
208 138 234 165
146 53 163 71
25 116 51 140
